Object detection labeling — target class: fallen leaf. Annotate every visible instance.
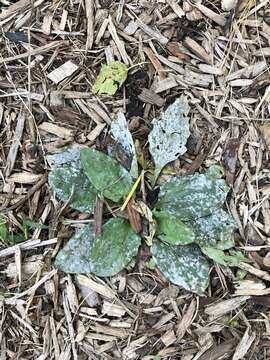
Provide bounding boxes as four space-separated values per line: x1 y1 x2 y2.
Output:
92 61 128 95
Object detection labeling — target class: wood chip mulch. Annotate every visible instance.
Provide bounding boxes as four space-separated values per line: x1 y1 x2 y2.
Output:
1 0 270 359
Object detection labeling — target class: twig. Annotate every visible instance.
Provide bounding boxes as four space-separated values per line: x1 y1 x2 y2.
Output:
0 238 58 258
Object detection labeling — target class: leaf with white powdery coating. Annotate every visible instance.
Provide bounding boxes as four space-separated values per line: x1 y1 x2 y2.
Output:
191 210 235 250
54 224 95 273
154 210 195 245
109 112 138 178
48 146 97 212
152 240 210 295
155 168 229 221
90 218 141 277
81 148 132 202
148 96 190 183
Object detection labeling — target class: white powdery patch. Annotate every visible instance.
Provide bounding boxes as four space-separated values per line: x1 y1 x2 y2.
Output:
148 96 190 182
110 112 138 178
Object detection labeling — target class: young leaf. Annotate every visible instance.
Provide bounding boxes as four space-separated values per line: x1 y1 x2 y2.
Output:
148 96 190 183
55 224 95 273
191 210 235 250
92 61 128 95
154 210 195 245
109 112 138 178
201 247 248 267
89 218 141 277
48 146 97 212
81 148 132 202
155 167 229 221
152 240 210 295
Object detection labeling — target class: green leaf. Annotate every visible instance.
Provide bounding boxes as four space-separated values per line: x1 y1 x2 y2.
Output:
23 219 49 230
148 96 190 183
201 247 248 267
90 218 141 277
48 146 97 212
145 257 156 270
81 148 132 202
205 164 225 179
109 112 138 178
191 210 235 250
0 215 7 241
55 224 95 273
92 61 128 95
152 240 210 295
154 210 195 245
155 167 229 221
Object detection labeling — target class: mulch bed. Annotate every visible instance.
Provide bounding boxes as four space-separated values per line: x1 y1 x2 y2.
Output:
1 0 270 359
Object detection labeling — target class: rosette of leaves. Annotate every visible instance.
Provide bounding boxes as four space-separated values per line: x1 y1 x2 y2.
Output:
48 100 241 295
48 145 239 295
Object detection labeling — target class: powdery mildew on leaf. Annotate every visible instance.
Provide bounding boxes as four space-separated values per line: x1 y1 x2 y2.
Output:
148 96 190 183
48 146 97 212
191 210 235 250
89 218 141 277
81 148 132 203
152 240 210 295
155 170 229 221
109 112 138 178
47 145 81 166
54 224 95 273
154 210 195 245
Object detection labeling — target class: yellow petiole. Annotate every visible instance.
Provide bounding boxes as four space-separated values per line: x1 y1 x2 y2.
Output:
121 173 142 211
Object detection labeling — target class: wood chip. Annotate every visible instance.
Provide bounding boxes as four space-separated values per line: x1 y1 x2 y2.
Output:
205 296 250 319
47 60 79 84
7 172 43 184
76 275 116 299
232 328 256 360
38 122 74 138
0 41 66 64
161 329 177 346
184 37 211 64
108 16 130 65
176 299 196 340
5 112 25 177
167 0 185 18
135 16 169 45
195 3 226 26
138 88 165 107
85 0 94 50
